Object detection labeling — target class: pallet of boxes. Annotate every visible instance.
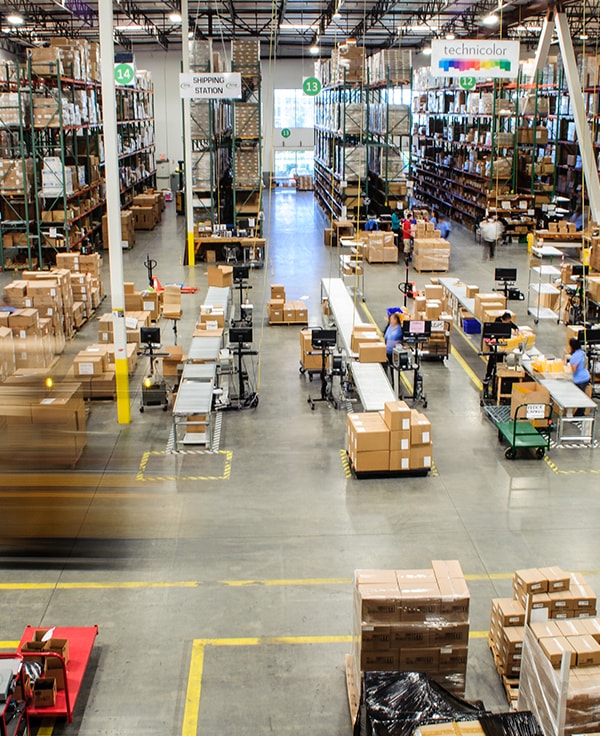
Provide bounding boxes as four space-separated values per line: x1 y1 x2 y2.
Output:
267 284 308 325
489 565 598 718
346 400 432 476
347 561 470 722
412 221 451 273
130 191 163 231
411 283 453 359
102 209 135 249
364 231 398 263
56 252 104 330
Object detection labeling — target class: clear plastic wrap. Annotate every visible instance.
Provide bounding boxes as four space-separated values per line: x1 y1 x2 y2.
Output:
479 712 544 736
354 671 484 736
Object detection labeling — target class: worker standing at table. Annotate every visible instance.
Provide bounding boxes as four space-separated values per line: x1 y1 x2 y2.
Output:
384 312 403 388
567 338 591 416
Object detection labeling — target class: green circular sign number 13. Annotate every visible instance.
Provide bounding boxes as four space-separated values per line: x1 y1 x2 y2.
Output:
303 77 322 96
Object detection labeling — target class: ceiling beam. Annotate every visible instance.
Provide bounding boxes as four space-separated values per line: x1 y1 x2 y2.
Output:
114 0 170 50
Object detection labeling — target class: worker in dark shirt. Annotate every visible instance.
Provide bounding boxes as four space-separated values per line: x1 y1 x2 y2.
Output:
483 312 518 384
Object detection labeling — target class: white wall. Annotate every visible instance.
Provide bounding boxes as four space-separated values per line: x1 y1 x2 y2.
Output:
135 49 184 174
134 50 315 176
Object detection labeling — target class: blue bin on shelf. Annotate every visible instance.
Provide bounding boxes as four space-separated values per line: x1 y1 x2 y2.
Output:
462 318 481 334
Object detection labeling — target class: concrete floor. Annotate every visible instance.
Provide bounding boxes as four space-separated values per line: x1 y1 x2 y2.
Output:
0 190 599 735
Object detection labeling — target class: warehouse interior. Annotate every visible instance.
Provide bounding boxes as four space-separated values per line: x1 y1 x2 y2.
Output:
1 1 600 735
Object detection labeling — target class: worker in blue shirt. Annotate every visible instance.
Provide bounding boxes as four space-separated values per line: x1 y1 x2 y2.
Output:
438 215 451 239
567 338 591 416
384 312 403 388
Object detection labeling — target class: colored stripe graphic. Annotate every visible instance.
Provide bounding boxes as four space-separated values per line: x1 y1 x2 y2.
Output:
438 59 512 72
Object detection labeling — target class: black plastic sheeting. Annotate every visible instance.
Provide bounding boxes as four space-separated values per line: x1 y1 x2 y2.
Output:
355 672 544 736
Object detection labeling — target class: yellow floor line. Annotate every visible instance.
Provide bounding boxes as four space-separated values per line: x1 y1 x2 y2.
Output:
450 345 483 391
0 641 19 648
36 725 54 736
182 640 205 736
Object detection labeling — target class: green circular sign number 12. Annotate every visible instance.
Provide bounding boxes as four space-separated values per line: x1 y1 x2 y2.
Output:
114 63 135 86
303 77 322 96
459 76 477 91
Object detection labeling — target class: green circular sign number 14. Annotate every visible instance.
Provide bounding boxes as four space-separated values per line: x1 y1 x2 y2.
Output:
303 77 322 96
114 63 135 86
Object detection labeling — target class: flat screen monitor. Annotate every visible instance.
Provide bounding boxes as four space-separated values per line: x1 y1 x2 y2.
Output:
233 265 250 282
494 267 517 282
229 327 253 344
311 328 337 349
571 264 589 277
482 321 512 340
140 326 160 344
404 320 432 337
578 328 600 345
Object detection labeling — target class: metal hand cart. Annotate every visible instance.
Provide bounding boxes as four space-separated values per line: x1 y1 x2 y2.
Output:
485 402 553 459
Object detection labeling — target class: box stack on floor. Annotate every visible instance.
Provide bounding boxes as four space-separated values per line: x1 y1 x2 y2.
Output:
346 400 433 474
122 282 160 322
130 191 163 231
101 209 136 250
267 284 308 325
489 566 597 706
412 222 451 273
0 380 86 467
55 251 104 328
364 232 398 263
351 561 470 700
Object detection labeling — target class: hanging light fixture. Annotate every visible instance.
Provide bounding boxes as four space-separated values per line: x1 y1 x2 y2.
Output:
6 13 24 26
169 11 182 23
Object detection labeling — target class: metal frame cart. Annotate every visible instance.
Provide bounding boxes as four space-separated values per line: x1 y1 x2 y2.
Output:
18 625 98 724
0 654 28 736
486 402 553 459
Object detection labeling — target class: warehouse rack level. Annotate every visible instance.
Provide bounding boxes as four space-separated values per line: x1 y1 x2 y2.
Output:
18 625 98 723
485 403 553 460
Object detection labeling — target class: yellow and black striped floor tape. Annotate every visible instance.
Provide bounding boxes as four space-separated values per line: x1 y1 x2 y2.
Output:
340 450 439 478
137 449 233 481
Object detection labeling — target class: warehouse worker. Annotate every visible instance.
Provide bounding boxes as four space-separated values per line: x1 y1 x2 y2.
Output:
483 312 518 385
391 210 401 245
401 213 413 258
384 312 403 388
567 338 591 416
0 297 15 314
479 215 504 261
438 215 451 240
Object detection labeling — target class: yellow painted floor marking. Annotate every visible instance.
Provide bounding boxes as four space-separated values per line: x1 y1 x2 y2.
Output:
544 455 600 475
360 302 383 336
183 631 490 735
1 571 599 593
450 345 483 391
137 450 233 482
0 473 142 488
0 641 19 648
453 324 486 358
36 725 54 736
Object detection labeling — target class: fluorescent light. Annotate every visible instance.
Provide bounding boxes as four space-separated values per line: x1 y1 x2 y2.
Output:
580 34 589 40
169 12 182 23
6 13 24 25
332 12 342 21
445 32 455 40
309 45 320 55
422 45 432 56
280 24 314 30
482 13 499 26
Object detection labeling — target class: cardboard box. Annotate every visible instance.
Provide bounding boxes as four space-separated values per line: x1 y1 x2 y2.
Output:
493 598 526 627
358 342 387 363
410 410 432 445
270 284 286 300
347 412 390 452
44 658 66 690
539 636 576 667
351 450 390 472
566 635 600 666
207 265 233 288
74 353 104 376
465 285 479 298
33 678 57 708
510 384 551 421
383 401 411 432
409 443 433 469
389 449 411 471
351 326 380 352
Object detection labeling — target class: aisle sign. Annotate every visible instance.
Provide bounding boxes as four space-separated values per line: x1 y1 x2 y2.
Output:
179 73 242 99
303 77 322 96
281 128 291 138
114 62 136 86
431 39 520 79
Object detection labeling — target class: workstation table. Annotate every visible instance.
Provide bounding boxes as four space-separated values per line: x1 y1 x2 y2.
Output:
194 236 266 266
522 361 597 445
438 277 475 325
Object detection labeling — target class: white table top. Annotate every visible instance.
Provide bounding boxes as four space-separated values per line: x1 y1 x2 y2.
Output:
321 278 365 357
438 277 475 314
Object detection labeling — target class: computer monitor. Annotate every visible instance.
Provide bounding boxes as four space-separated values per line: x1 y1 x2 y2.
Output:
571 264 589 277
482 321 512 340
404 320 432 337
494 267 517 282
233 265 250 282
229 327 253 344
140 326 160 345
578 328 600 345
311 328 337 349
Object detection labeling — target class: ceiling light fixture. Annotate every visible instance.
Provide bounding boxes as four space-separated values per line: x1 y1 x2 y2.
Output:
482 13 499 26
422 45 432 56
6 13 24 26
445 32 455 40
169 12 182 23
580 33 589 40
309 45 320 55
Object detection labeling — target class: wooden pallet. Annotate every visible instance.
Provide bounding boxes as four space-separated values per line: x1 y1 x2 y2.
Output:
489 635 520 707
412 267 450 274
344 653 360 728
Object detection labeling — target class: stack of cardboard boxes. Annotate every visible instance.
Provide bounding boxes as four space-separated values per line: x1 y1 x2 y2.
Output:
346 400 433 473
122 282 160 322
332 40 366 84
56 252 104 326
412 223 451 273
350 324 387 363
0 381 86 467
489 567 598 704
351 561 470 699
0 158 34 197
299 328 328 373
267 284 308 325
0 308 53 372
130 192 163 231
365 232 398 263
101 209 136 250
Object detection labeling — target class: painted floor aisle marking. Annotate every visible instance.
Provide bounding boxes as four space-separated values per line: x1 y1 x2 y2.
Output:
137 449 233 481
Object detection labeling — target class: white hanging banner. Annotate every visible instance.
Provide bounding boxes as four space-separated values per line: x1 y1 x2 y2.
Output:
179 72 242 99
430 39 520 79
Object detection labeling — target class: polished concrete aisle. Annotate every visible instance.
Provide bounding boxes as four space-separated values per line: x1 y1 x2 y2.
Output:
0 191 599 735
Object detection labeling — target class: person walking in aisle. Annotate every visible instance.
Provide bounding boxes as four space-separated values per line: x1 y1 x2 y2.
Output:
391 209 401 246
384 312 403 388
567 338 591 416
438 215 451 240
479 215 504 261
401 213 413 259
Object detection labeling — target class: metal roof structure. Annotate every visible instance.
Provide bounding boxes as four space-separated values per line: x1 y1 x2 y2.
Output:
0 0 595 58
